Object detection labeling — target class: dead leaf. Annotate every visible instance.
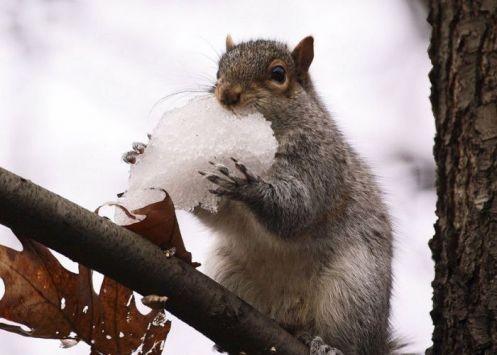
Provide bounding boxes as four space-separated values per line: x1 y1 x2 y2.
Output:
113 190 200 267
0 238 170 354
0 190 200 354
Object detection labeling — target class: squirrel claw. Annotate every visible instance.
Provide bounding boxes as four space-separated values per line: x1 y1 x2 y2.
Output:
204 173 236 189
209 188 233 197
132 142 147 154
203 158 263 200
209 161 232 179
122 151 138 164
200 170 234 191
231 157 259 182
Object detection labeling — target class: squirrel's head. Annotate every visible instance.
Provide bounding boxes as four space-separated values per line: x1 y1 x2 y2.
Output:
215 35 314 114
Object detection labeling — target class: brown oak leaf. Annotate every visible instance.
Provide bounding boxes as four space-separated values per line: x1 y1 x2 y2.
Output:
112 189 200 267
0 190 195 354
0 238 170 354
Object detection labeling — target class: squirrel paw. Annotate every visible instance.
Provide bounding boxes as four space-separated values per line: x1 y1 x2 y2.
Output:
121 140 149 164
309 337 343 355
199 157 261 198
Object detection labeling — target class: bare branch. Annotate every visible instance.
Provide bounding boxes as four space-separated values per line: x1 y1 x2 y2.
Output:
0 166 307 355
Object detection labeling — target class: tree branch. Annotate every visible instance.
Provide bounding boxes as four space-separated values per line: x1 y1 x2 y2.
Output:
0 166 308 355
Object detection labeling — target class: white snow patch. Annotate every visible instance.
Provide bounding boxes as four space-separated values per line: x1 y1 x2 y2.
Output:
119 332 124 338
60 297 66 310
119 96 277 213
82 305 89 314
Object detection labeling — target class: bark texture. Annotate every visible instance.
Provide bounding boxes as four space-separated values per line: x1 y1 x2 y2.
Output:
428 1 497 354
0 167 308 355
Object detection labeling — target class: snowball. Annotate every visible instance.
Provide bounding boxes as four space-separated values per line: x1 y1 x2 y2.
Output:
120 96 277 212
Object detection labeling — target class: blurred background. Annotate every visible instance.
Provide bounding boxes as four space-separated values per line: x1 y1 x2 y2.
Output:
0 0 435 354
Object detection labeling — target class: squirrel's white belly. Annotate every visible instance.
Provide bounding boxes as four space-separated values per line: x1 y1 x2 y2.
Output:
196 200 320 328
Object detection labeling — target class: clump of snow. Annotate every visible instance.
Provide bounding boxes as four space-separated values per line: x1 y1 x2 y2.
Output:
120 96 277 212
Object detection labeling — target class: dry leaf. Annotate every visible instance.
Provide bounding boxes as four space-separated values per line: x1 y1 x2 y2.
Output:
113 190 200 267
0 238 169 354
0 190 197 353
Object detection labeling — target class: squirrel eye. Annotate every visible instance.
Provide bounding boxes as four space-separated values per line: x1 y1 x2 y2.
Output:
270 66 286 84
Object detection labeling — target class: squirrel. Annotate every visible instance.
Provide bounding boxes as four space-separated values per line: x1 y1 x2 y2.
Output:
124 35 395 355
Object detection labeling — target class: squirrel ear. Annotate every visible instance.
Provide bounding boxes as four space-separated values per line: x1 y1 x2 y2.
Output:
292 36 314 73
226 34 235 51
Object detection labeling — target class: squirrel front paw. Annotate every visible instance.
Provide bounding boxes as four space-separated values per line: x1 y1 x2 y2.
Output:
199 157 263 200
121 136 151 164
296 333 343 355
309 337 343 355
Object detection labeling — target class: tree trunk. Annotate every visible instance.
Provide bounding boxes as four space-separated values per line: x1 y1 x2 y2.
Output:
428 1 497 354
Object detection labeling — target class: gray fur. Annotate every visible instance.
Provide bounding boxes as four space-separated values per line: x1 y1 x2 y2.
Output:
195 38 394 354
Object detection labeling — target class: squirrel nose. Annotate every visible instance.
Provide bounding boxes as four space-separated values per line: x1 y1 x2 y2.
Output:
221 90 241 106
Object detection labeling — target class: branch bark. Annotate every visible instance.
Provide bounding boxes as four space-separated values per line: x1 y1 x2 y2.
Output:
0 166 308 355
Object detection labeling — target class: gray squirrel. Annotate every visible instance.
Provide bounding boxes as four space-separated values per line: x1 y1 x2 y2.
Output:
124 35 395 355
